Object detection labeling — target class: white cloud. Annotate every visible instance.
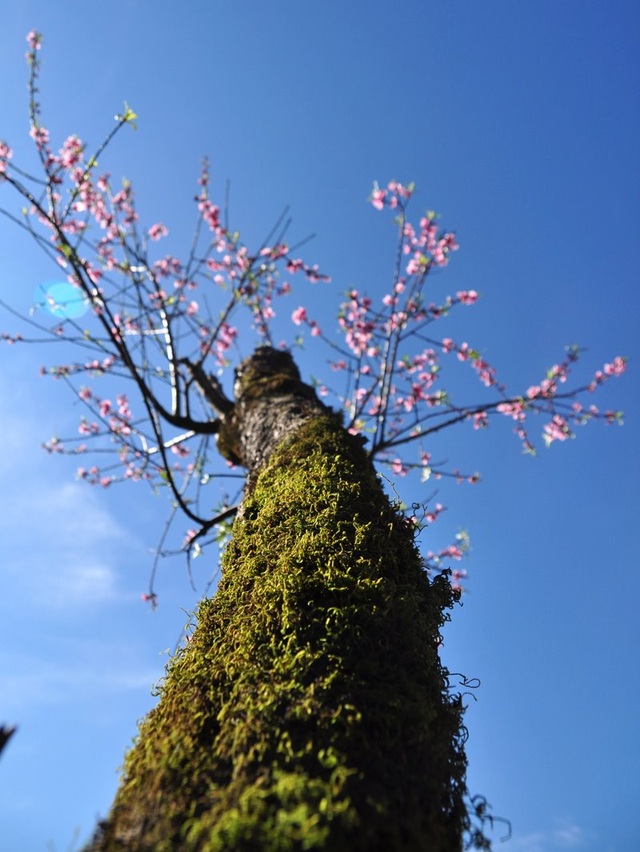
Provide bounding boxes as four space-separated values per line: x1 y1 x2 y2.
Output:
0 373 148 603
0 480 132 608
0 650 159 713
0 361 156 609
506 831 547 852
554 822 585 848
39 559 120 607
506 820 588 851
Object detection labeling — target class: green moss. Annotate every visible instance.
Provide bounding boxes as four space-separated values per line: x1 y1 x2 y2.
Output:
90 415 469 850
232 347 305 399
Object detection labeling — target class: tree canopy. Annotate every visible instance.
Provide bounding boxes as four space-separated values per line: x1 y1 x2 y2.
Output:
0 28 630 851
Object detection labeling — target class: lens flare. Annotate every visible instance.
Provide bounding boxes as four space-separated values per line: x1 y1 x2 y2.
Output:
34 280 89 320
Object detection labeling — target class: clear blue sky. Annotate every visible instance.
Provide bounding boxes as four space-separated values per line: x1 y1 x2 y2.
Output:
1 2 638 850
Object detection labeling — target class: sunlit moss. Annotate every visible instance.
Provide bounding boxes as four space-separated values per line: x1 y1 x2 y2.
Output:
89 415 469 850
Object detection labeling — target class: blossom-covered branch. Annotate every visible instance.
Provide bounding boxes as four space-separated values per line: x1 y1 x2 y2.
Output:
0 32 626 599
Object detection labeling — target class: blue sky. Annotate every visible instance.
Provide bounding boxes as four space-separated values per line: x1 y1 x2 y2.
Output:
1 2 638 850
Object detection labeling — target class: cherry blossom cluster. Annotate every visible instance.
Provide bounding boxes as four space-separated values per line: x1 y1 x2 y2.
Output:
0 141 13 177
291 182 626 476
0 34 628 601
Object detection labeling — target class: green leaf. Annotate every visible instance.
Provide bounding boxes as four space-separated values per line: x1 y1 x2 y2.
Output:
118 102 138 130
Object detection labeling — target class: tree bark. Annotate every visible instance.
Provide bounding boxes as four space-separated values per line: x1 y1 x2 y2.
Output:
87 347 470 851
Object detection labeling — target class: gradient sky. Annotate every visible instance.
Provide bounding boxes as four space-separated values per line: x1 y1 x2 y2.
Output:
1 2 638 850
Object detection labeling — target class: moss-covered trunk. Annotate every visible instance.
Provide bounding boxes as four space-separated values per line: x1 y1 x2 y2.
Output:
88 348 468 850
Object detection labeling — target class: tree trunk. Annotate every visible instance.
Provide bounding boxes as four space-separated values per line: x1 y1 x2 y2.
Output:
88 348 469 851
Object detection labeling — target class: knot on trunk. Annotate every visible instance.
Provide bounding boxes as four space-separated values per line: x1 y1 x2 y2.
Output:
217 347 335 474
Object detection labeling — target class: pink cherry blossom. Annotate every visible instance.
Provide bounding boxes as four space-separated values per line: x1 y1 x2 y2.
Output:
497 401 525 421
291 306 308 325
148 223 168 241
199 199 221 231
59 135 84 169
543 415 572 446
603 356 627 376
442 544 464 560
471 358 497 388
370 188 387 210
451 569 468 592
286 258 304 274
29 125 50 148
425 503 444 523
26 31 42 50
387 180 413 200
116 395 131 417
473 411 488 429
0 141 13 175
141 592 158 609
391 458 408 476
260 243 288 260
